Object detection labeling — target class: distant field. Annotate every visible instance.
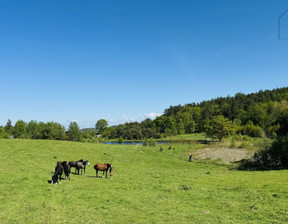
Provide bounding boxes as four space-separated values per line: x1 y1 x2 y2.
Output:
0 139 287 223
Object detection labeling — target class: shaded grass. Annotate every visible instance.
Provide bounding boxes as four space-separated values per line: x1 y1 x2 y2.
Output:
0 139 288 223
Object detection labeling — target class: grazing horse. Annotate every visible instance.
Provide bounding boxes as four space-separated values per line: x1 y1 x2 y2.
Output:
94 163 113 178
109 166 114 178
62 161 71 180
51 164 64 184
56 161 71 180
82 160 90 174
74 160 89 175
68 161 78 173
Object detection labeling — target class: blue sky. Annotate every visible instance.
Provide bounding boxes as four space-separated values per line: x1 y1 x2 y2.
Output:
1 0 288 128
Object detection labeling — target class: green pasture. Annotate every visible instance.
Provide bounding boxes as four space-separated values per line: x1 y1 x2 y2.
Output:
0 139 287 223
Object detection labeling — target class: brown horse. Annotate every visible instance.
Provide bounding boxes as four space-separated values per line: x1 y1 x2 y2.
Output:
94 163 113 178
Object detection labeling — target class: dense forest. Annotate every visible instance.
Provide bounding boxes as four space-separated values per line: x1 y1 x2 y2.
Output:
106 87 288 141
1 87 288 142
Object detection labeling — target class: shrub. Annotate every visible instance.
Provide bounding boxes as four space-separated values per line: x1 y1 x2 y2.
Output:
230 138 237 148
118 136 124 144
143 138 156 147
238 136 288 170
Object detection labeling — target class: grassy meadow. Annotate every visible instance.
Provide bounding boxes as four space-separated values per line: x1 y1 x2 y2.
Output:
0 139 288 223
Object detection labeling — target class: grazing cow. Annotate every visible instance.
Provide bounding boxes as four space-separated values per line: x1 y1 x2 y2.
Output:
94 163 113 178
51 164 64 184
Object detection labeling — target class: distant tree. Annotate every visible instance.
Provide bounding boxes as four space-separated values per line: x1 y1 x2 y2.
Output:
67 121 81 141
27 120 40 139
95 119 108 134
13 120 27 138
4 119 13 135
177 119 185 135
205 115 237 142
165 117 177 135
275 106 288 136
0 127 9 139
46 122 66 140
246 104 268 127
102 127 115 139
38 122 48 139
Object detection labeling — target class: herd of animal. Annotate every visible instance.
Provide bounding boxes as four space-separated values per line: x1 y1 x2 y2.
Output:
51 159 114 184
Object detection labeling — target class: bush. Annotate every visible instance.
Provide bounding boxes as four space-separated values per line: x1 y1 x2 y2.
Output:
118 136 124 144
143 138 156 147
241 124 264 137
238 136 288 170
268 136 288 167
230 138 237 148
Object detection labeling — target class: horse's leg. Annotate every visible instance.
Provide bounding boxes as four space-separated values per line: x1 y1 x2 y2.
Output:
96 169 98 177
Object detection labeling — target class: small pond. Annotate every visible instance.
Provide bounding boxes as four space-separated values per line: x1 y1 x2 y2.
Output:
102 139 216 145
102 140 169 145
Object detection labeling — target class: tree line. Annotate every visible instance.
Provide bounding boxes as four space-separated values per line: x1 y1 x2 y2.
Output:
103 87 288 141
1 87 288 143
0 120 83 141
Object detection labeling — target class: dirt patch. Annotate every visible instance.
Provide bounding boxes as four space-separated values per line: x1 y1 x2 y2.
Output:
194 148 254 163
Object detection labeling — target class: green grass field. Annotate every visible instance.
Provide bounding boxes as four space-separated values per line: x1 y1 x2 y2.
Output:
0 139 287 223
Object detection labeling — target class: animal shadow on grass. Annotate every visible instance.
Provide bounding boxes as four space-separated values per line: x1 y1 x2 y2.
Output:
86 176 103 178
86 176 97 178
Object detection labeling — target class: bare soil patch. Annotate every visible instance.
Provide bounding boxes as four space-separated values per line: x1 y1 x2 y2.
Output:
194 147 254 163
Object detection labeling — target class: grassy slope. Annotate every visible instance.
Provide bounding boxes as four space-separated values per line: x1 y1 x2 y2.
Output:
0 139 287 223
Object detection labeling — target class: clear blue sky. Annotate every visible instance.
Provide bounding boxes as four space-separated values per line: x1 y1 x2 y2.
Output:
1 0 288 128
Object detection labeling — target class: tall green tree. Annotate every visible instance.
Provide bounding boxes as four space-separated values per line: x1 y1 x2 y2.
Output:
95 119 108 134
13 120 27 138
0 127 9 139
67 121 81 141
4 119 13 135
27 120 40 139
205 115 237 142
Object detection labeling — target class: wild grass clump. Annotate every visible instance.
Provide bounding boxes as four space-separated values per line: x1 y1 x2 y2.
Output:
143 138 156 147
229 138 237 148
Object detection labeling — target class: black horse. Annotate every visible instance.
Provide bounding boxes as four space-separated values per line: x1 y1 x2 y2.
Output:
51 164 64 184
62 161 71 180
68 161 77 173
57 161 71 180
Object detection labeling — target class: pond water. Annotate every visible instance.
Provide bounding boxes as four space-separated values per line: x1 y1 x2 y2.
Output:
102 139 215 145
102 141 169 145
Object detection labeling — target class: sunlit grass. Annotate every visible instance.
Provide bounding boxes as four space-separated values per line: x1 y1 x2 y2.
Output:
0 139 287 223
